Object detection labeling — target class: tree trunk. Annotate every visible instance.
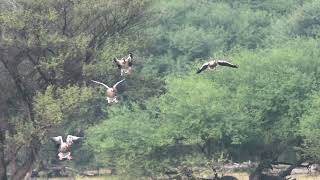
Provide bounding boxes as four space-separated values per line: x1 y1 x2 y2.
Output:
0 131 7 180
250 161 291 180
0 59 35 122
10 138 39 180
1 49 40 180
249 162 264 180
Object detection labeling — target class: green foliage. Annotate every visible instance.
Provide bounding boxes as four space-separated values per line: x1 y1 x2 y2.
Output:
86 38 320 176
86 104 158 176
57 86 94 114
0 0 154 177
286 0 320 38
248 0 303 14
299 92 320 161
4 0 320 179
143 0 275 76
34 86 63 126
270 0 320 45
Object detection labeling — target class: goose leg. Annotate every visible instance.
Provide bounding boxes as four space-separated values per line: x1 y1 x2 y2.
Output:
67 152 72 160
128 67 132 75
107 97 118 104
123 68 130 75
106 97 112 104
58 153 63 160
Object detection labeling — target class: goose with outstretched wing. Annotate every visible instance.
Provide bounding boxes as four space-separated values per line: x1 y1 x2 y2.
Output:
196 60 238 74
113 53 133 76
51 135 82 160
91 79 125 104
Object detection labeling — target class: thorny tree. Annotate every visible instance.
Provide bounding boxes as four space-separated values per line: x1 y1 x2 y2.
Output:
0 0 151 179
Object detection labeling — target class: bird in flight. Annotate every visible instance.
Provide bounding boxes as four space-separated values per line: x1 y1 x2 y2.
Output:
113 53 133 76
51 135 82 160
196 59 238 74
91 79 125 104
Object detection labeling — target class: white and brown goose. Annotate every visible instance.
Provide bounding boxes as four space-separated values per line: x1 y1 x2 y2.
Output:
196 59 238 74
91 79 125 104
51 135 82 160
113 53 133 76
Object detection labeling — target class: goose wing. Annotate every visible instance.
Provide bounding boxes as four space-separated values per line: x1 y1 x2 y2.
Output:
112 79 125 89
113 58 122 69
217 60 238 68
66 135 82 143
196 62 209 74
51 136 63 144
91 80 110 89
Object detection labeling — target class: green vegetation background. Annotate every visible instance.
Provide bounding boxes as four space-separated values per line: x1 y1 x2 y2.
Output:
1 0 320 179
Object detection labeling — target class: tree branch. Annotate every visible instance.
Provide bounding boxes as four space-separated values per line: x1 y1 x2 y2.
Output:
10 138 40 180
0 131 7 180
62 3 68 35
26 53 51 85
0 59 35 122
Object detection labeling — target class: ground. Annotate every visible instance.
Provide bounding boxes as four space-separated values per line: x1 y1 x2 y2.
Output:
38 173 320 180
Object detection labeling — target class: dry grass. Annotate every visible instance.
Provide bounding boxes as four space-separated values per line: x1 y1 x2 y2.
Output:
39 176 143 180
290 174 320 180
223 172 248 180
76 177 115 180
223 173 320 180
226 173 320 180
38 173 320 180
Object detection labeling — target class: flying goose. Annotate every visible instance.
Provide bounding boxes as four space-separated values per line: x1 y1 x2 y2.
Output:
91 79 125 104
113 53 133 76
196 60 238 74
51 135 82 160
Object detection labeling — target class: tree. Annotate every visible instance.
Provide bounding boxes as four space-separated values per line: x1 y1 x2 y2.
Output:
0 0 152 179
143 0 275 76
3 0 320 179
299 92 320 161
270 0 320 45
86 38 320 179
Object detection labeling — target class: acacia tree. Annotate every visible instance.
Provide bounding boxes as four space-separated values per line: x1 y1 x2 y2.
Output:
85 0 320 179
299 92 320 162
87 38 320 179
0 0 152 179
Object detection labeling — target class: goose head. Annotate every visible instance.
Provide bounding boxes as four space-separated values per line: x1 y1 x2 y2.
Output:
66 135 82 145
106 88 117 99
109 87 117 93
